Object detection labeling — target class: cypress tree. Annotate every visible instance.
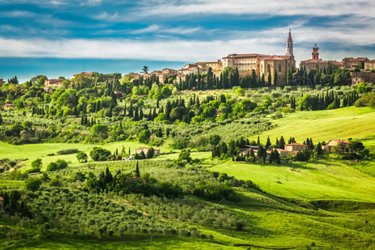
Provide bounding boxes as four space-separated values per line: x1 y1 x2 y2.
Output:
265 136 271 149
135 161 140 178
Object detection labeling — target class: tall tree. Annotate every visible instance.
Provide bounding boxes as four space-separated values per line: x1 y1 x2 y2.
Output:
142 66 149 74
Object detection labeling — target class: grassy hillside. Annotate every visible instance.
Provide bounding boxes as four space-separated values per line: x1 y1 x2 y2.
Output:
210 159 375 202
1 157 374 250
256 106 375 145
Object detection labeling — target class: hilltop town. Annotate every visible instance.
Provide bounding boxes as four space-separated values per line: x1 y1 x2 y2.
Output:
27 30 374 93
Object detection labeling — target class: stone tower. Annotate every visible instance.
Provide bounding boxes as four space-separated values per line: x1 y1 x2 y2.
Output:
312 44 319 60
286 29 293 57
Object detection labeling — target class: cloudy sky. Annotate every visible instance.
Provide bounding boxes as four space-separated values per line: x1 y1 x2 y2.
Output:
0 0 375 80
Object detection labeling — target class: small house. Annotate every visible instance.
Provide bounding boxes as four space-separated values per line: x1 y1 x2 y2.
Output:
285 143 308 152
135 147 161 156
325 139 350 153
3 103 15 110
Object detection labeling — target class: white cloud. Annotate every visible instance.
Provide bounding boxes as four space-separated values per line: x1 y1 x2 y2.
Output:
1 29 374 64
130 24 201 35
130 24 161 34
134 0 375 18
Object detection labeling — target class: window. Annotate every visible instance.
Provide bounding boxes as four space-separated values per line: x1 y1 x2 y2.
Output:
278 64 282 72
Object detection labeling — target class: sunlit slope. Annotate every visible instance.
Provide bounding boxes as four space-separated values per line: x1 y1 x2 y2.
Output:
256 107 375 144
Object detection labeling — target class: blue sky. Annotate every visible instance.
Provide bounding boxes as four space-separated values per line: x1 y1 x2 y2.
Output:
0 0 374 81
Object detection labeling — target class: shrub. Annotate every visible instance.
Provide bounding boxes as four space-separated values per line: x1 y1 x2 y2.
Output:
90 147 111 161
25 178 42 192
76 151 88 163
46 159 68 171
57 149 79 155
31 159 42 169
178 149 192 163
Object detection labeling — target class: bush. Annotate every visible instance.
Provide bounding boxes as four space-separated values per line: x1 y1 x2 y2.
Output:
90 147 111 161
25 178 42 192
31 159 42 169
57 149 79 155
46 159 68 172
178 149 192 163
76 151 88 163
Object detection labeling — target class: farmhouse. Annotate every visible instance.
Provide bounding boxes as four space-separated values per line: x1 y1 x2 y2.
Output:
3 103 15 110
240 146 259 156
325 139 350 153
135 147 161 156
285 143 309 152
275 149 291 157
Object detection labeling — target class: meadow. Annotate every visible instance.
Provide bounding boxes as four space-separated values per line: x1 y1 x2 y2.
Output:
255 106 375 146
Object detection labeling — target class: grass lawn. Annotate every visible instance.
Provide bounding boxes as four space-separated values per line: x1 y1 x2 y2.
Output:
210 158 375 202
0 141 148 170
255 106 375 144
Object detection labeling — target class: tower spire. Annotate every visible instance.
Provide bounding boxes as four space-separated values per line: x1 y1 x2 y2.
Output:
286 29 293 57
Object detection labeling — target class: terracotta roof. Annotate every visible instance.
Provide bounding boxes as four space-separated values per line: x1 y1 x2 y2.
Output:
263 56 288 61
47 79 62 84
328 139 349 144
343 57 369 62
195 61 219 65
286 143 307 146
223 53 268 59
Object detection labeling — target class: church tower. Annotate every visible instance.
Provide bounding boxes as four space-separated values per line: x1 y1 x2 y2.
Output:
312 44 319 60
286 29 293 57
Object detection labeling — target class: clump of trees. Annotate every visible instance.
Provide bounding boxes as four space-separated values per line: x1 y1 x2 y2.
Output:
0 191 32 218
340 141 369 160
90 147 111 161
85 166 183 198
46 159 68 171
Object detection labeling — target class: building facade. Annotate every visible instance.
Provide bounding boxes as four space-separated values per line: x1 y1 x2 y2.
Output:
364 60 375 71
221 30 296 85
342 57 369 71
300 44 344 72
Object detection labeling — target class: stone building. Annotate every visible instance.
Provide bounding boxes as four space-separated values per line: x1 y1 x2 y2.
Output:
222 53 266 78
351 71 375 84
284 143 309 152
221 30 296 85
135 147 161 156
342 57 369 71
364 60 375 71
44 78 64 92
300 44 343 73
149 68 178 84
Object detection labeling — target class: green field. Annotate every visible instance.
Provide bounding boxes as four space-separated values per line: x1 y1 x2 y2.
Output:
256 106 375 146
0 141 149 170
211 159 375 202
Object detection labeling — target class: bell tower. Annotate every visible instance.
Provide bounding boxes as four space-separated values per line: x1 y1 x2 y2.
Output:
286 29 293 57
312 44 319 60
